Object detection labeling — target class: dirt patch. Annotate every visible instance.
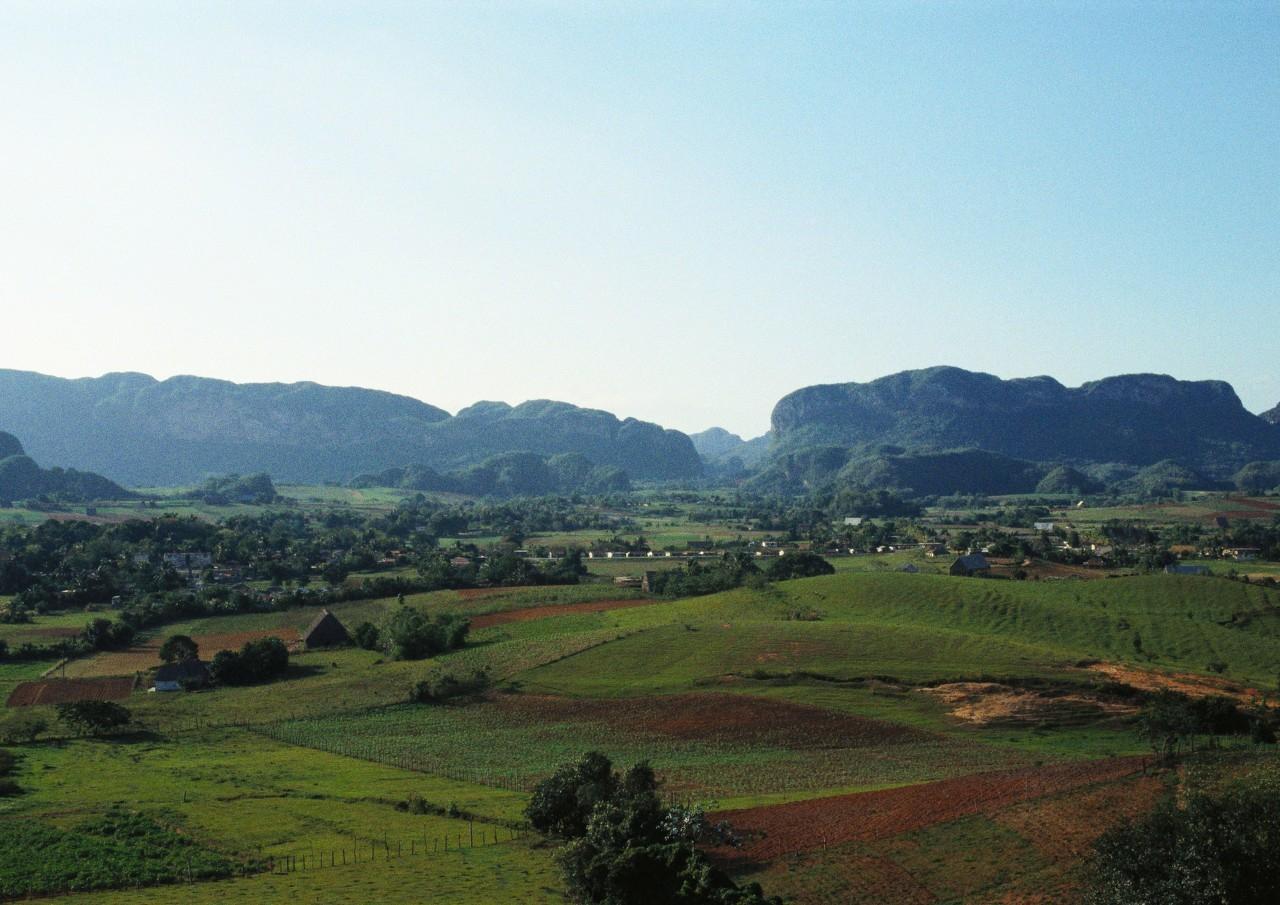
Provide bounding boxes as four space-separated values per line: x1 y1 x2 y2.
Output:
496 692 928 750
993 772 1167 862
919 682 1137 726
1083 662 1267 706
470 598 658 629
711 757 1145 863
7 676 135 707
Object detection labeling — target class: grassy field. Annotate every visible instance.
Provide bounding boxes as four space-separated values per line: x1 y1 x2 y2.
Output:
5 567 1280 903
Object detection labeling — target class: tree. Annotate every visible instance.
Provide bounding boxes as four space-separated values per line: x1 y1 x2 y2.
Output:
1136 691 1197 763
1084 779 1280 905
158 634 198 664
208 637 289 686
56 700 131 735
0 713 48 744
529 753 781 905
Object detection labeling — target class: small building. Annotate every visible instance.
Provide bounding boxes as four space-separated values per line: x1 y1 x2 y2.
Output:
152 659 210 692
1225 548 1260 561
449 556 472 568
899 563 920 573
163 552 213 572
301 609 351 649
842 517 864 527
949 553 991 577
641 571 658 593
1033 522 1055 532
1165 564 1211 576
613 576 643 588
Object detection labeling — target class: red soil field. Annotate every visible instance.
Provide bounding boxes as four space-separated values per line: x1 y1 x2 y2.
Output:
470 598 659 629
495 692 931 750
7 676 135 707
713 757 1146 863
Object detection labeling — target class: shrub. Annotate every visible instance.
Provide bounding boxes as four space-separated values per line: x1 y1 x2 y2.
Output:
765 551 836 581
353 621 381 651
410 668 490 704
0 713 47 744
158 634 198 663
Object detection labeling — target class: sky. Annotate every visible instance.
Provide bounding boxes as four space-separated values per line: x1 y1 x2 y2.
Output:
1 1 1276 438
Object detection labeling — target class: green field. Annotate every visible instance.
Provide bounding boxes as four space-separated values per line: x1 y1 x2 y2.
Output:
4 567 1279 903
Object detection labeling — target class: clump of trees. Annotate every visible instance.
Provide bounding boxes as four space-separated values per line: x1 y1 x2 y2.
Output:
527 752 780 905
1084 778 1280 905
208 637 289 686
410 668 490 704
56 701 132 736
765 551 835 581
383 609 469 661
1135 691 1273 764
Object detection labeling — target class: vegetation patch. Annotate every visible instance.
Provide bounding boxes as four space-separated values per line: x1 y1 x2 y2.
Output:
0 811 238 897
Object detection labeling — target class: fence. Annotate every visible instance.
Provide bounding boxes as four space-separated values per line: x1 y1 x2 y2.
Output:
262 822 531 875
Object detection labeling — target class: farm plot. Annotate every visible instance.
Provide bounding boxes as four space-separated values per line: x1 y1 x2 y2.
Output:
63 630 288 678
262 691 1031 800
8 676 135 706
469 598 660 630
711 755 1146 864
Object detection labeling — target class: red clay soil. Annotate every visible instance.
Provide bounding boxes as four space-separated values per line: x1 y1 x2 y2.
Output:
712 757 1146 863
470 598 658 629
495 692 930 749
7 676 135 707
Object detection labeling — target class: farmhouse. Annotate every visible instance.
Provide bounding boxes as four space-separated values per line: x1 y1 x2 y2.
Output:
301 609 351 648
1224 547 1261 561
842 517 864 526
152 659 209 692
1033 521 1055 532
949 553 991 577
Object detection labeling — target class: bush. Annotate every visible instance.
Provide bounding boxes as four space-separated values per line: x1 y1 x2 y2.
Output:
353 621 381 651
410 668 490 704
158 634 198 663
0 713 47 744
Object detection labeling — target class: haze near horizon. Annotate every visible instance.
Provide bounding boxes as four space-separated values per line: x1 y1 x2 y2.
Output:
1 2 1276 437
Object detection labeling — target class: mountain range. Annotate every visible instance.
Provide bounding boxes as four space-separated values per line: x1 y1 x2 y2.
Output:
1 366 1277 496
0 370 700 486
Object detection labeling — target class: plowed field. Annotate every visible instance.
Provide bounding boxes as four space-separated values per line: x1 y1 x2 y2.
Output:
713 756 1146 862
7 676 135 706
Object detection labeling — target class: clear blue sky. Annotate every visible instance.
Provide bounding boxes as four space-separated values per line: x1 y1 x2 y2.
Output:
1 1 1276 437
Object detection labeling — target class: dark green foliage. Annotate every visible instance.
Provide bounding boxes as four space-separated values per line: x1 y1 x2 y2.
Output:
208 637 289 686
1120 460 1218 497
0 811 236 897
383 609 469 660
410 668 490 703
0 452 129 504
838 448 1047 496
647 553 760 598
529 753 780 905
81 618 135 651
1234 460 1280 493
157 634 198 663
198 473 277 505
353 451 632 498
0 431 22 459
353 621 381 651
765 551 836 581
56 701 132 736
1036 464 1105 495
1084 778 1280 905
